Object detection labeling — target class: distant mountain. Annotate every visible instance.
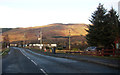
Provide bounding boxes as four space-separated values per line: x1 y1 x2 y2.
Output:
2 23 88 43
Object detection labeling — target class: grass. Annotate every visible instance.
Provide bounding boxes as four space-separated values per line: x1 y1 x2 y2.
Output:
93 56 120 60
1 48 10 56
24 46 120 60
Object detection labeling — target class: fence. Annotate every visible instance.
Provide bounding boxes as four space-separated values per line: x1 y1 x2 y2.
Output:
100 49 120 57
65 49 120 57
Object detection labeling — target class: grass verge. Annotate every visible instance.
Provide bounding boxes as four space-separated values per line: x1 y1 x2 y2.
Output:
0 48 10 56
25 47 120 60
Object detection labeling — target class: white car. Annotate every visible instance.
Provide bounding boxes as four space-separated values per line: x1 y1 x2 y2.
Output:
85 46 97 51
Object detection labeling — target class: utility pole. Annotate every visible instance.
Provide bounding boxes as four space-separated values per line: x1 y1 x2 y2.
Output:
40 29 42 44
69 30 71 50
38 29 42 49
23 33 26 47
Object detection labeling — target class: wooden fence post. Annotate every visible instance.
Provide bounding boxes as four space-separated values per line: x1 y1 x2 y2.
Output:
113 48 115 57
101 49 104 56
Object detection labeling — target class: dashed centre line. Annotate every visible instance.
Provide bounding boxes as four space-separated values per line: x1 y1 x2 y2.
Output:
27 57 30 59
40 69 48 75
31 60 37 66
17 48 48 75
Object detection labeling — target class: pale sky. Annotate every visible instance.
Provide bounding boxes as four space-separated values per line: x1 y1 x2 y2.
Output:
0 0 119 28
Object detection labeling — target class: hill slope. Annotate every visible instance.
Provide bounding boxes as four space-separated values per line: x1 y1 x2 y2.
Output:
2 23 88 42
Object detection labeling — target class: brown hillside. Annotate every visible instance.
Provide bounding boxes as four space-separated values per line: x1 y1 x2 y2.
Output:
2 23 88 42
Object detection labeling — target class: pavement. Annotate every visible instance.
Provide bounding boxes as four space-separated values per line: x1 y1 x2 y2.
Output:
28 48 120 69
2 47 120 74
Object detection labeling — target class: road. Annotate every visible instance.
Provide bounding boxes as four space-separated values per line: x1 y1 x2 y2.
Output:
2 47 120 74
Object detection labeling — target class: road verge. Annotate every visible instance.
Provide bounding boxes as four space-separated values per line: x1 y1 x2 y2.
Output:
0 48 10 56
24 47 120 70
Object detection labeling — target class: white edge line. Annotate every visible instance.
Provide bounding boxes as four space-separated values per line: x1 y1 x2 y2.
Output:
40 69 48 75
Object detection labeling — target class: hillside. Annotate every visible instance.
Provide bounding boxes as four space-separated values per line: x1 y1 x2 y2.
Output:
2 23 88 43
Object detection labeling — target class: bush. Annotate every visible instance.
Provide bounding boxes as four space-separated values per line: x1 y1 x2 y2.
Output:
72 48 78 51
57 47 63 50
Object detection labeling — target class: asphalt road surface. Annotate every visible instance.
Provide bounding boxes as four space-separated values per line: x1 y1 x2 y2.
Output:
2 47 120 74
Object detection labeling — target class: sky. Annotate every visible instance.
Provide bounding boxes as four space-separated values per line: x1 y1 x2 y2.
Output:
0 0 119 28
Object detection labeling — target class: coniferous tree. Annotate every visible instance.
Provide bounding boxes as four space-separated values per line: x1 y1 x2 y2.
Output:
86 3 107 47
118 14 120 37
86 4 119 48
104 8 119 48
117 13 120 50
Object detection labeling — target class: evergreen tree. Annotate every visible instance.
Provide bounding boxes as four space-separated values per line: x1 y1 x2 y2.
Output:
86 4 119 48
118 15 120 37
117 13 120 50
104 8 119 48
86 3 107 47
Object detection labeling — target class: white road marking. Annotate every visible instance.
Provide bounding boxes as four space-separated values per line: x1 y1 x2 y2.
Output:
24 54 26 56
19 49 37 66
13 47 47 73
40 69 48 75
27 57 30 59
31 60 37 66
20 50 28 58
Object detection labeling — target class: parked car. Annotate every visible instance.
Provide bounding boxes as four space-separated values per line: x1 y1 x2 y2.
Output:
85 46 97 51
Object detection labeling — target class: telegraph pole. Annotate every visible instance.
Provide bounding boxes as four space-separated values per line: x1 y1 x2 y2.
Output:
69 30 71 50
40 29 42 44
38 29 42 49
23 33 26 47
